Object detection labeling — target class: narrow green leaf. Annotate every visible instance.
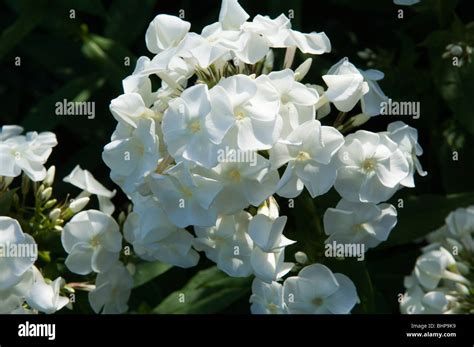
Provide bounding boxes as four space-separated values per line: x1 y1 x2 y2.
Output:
81 34 136 87
0 189 18 215
0 0 48 60
105 0 156 46
133 261 172 288
153 267 252 314
21 74 105 131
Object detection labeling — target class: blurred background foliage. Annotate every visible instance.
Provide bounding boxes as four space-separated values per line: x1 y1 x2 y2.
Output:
0 0 473 314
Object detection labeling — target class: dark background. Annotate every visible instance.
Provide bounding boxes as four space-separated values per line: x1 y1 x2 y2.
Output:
1 0 473 313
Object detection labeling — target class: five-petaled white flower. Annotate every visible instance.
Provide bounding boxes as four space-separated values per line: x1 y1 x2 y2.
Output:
61 210 122 275
162 84 222 168
0 217 37 290
323 199 397 250
102 118 161 195
250 278 287 314
283 263 359 314
0 128 57 181
194 211 254 277
201 154 279 214
267 69 319 137
270 120 344 198
335 130 410 203
124 195 199 268
207 74 281 151
146 162 222 228
88 262 133 314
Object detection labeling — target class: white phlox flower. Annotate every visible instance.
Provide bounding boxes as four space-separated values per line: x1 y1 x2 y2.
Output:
0 217 37 290
0 127 57 181
88 262 133 314
123 195 199 268
283 263 359 314
61 210 122 275
194 211 254 277
323 199 397 250
249 278 287 314
270 119 344 199
334 130 410 203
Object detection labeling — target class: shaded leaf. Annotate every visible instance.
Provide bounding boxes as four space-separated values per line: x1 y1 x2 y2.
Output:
0 189 17 215
105 0 156 46
0 0 48 60
153 266 252 314
21 74 105 131
382 193 474 248
133 261 172 288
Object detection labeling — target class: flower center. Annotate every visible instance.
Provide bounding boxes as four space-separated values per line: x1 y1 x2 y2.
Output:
361 158 376 172
234 106 246 121
312 297 324 307
295 151 311 162
281 94 290 104
353 223 366 234
180 186 193 197
90 235 100 248
188 120 201 133
267 303 279 314
228 169 241 182
136 143 145 156
141 108 155 119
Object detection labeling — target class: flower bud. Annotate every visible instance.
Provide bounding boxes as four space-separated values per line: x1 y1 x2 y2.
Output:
450 44 463 57
43 199 58 209
294 251 308 264
118 211 126 225
351 113 371 127
357 50 371 60
295 58 312 81
257 196 279 219
0 176 14 190
41 187 53 202
262 50 274 75
49 208 61 221
43 166 56 187
455 283 470 295
456 261 469 275
69 197 90 213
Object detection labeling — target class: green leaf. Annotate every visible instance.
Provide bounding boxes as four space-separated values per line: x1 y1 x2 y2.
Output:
81 34 136 87
21 74 105 131
153 266 252 314
133 261 172 288
382 193 474 248
57 0 106 17
105 0 156 46
0 0 48 60
0 189 17 215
